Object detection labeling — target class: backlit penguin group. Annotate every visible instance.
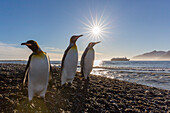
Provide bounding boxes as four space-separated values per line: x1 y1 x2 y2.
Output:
21 35 100 101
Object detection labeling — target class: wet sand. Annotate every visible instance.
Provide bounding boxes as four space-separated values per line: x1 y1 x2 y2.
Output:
0 64 170 112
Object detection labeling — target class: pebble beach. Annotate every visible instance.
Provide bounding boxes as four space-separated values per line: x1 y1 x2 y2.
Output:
0 64 170 112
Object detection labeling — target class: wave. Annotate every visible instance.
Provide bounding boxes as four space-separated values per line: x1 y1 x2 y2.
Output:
92 66 170 74
89 68 170 90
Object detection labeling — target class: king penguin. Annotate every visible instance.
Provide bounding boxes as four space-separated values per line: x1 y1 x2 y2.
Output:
61 35 83 86
21 40 51 101
81 41 101 80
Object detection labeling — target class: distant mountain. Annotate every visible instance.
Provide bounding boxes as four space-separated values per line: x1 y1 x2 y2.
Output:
159 51 170 60
132 50 170 60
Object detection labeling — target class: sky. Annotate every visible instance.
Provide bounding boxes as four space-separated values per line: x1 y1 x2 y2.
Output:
0 0 170 60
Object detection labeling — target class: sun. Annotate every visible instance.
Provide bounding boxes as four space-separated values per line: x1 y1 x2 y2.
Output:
80 12 110 41
92 26 101 35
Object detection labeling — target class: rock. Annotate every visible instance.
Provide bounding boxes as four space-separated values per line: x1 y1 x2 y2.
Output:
0 64 170 112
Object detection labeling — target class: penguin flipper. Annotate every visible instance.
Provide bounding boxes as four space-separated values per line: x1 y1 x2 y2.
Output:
61 46 72 74
49 64 52 80
48 64 53 87
48 55 52 81
22 53 33 89
80 47 89 77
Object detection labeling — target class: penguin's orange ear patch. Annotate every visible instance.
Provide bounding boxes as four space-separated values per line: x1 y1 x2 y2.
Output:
25 43 32 46
21 43 32 46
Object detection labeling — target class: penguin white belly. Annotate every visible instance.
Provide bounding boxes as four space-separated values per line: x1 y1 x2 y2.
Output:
28 54 50 100
84 49 94 79
61 48 78 85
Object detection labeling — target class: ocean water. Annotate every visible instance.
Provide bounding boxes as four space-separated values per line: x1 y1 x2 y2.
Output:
0 60 170 90
90 61 170 90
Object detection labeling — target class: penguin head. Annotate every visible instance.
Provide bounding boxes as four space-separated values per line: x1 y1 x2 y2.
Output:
88 41 101 48
70 35 83 44
21 40 41 52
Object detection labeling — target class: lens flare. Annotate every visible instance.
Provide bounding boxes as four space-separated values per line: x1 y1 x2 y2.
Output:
80 11 111 41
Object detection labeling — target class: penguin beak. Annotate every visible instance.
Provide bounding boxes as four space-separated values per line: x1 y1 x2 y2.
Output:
78 34 83 37
21 42 32 46
94 41 101 45
76 34 83 39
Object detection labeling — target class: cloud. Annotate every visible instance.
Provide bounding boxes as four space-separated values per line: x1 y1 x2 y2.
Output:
43 47 64 53
0 43 17 46
43 46 104 60
43 47 64 60
0 42 31 60
47 53 63 60
0 42 104 60
0 42 63 60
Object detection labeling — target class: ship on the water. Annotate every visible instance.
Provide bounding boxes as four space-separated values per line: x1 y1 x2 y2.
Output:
111 57 130 61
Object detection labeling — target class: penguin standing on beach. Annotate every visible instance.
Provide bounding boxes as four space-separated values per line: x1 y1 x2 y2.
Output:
81 41 101 80
61 35 83 86
21 40 51 101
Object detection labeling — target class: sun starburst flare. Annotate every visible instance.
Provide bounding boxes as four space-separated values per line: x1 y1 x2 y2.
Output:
80 12 111 41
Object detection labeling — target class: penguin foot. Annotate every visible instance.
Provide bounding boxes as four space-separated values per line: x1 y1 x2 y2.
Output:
87 76 90 81
39 97 45 103
57 85 62 90
61 83 67 87
84 77 90 83
61 83 67 90
77 76 84 80
67 82 72 87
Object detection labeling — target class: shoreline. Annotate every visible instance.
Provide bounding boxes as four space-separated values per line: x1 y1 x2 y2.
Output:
0 64 170 112
90 67 170 90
